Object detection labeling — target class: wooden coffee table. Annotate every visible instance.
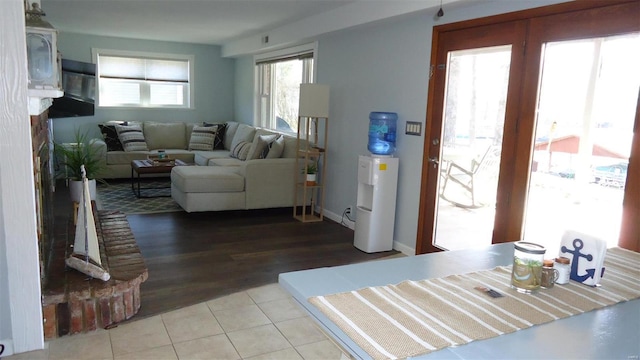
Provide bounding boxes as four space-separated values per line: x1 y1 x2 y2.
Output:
131 159 188 198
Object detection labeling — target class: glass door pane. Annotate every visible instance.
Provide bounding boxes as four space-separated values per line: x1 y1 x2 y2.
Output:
524 33 640 252
434 45 511 250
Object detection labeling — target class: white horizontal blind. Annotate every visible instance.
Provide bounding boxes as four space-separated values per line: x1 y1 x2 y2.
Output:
97 53 191 108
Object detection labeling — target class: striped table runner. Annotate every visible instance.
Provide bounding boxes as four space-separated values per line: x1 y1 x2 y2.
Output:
309 247 640 360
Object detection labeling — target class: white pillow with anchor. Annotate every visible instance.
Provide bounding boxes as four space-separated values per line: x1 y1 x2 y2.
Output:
558 230 607 286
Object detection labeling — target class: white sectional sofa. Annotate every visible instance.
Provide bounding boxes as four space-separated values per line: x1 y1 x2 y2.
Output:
93 121 306 212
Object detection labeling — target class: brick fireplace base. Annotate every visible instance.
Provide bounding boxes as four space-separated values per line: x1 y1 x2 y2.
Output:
42 209 148 339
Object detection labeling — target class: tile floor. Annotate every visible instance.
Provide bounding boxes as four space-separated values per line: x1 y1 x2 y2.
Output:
5 284 344 360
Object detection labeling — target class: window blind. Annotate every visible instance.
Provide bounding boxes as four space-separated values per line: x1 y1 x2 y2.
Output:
255 51 313 66
99 55 188 83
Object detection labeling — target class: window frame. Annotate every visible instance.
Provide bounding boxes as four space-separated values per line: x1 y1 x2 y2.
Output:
253 42 318 133
92 48 195 109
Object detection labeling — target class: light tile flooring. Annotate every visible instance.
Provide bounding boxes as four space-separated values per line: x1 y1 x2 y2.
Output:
6 284 344 360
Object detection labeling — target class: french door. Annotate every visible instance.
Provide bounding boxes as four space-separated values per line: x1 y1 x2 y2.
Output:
417 0 640 254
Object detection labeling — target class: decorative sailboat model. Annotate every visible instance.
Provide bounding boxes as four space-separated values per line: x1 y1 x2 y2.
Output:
65 165 110 281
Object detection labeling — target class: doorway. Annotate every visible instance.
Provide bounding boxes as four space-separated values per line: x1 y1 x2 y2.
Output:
417 0 640 254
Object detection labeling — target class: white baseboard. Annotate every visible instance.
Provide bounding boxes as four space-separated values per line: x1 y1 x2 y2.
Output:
323 209 415 255
323 208 355 230
1 338 14 357
393 241 415 256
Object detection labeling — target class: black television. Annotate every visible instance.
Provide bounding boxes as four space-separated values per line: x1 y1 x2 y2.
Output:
49 59 96 118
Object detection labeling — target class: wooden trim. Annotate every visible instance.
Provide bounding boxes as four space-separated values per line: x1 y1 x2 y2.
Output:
416 0 640 254
416 26 442 254
619 91 640 252
433 0 637 33
507 1 640 242
417 20 528 253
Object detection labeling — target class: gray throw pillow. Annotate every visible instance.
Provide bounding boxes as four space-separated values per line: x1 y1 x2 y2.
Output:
265 135 285 159
189 125 217 151
115 124 148 152
247 134 278 160
229 124 256 153
230 140 252 160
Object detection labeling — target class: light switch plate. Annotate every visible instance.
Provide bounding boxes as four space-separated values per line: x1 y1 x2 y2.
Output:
405 121 422 136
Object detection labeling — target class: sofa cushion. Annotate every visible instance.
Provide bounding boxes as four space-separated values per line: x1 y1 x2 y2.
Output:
193 150 231 166
204 122 226 150
230 124 256 153
144 122 187 150
116 124 149 152
171 166 244 193
106 150 149 165
230 140 252 160
208 158 243 167
99 121 126 151
265 135 285 159
282 135 305 158
185 123 196 144
188 125 217 151
156 150 195 163
224 122 240 150
247 134 278 160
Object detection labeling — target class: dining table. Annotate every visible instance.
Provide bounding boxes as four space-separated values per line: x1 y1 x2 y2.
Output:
278 243 640 359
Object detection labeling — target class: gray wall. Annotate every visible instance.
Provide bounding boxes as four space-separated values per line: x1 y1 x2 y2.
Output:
316 13 431 253
54 32 235 143
234 0 566 254
233 56 254 125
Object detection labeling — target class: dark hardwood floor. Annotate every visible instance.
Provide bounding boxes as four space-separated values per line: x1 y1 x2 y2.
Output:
51 180 399 320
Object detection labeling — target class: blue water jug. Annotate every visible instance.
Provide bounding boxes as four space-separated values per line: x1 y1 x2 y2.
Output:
368 112 397 155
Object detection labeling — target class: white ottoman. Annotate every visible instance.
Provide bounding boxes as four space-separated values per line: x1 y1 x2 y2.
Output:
171 166 245 212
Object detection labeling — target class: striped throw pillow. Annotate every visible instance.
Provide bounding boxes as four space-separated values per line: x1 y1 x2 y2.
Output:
189 125 217 151
115 124 148 152
230 140 252 160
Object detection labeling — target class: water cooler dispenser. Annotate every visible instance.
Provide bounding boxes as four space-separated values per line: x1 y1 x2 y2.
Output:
354 155 399 253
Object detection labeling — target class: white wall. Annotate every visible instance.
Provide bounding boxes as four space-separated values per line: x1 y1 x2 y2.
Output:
0 0 45 354
234 0 568 254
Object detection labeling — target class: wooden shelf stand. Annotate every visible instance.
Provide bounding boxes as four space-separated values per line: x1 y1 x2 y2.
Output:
293 115 328 222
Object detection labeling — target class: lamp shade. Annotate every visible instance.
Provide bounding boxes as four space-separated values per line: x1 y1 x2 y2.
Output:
299 84 330 118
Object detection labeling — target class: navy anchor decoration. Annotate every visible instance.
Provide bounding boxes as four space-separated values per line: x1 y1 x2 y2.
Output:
561 238 596 283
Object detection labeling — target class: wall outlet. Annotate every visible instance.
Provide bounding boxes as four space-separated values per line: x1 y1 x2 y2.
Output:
345 206 353 214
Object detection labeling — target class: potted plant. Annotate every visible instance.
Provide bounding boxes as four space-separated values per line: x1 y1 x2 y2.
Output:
305 163 318 186
54 130 106 203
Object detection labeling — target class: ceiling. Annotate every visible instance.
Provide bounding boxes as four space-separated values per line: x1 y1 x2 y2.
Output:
40 0 358 46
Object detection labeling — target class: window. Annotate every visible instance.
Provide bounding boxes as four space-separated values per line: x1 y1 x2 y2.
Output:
255 43 316 134
93 49 193 108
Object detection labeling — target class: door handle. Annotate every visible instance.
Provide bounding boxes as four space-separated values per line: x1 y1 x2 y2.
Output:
428 157 439 168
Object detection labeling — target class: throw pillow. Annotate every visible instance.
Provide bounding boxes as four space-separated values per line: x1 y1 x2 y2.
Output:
143 122 187 150
229 124 256 154
115 124 149 152
265 135 285 159
204 122 226 150
189 125 217 151
247 134 278 160
230 140 252 160
224 122 240 150
99 123 125 151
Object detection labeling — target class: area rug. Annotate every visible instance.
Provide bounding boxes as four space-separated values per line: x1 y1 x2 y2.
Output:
96 179 182 215
310 247 640 360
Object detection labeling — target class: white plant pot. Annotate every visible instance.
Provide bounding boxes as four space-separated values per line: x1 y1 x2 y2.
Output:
306 174 317 186
69 179 97 203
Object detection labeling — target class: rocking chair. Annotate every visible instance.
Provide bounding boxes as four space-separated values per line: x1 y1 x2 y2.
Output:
440 145 502 208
